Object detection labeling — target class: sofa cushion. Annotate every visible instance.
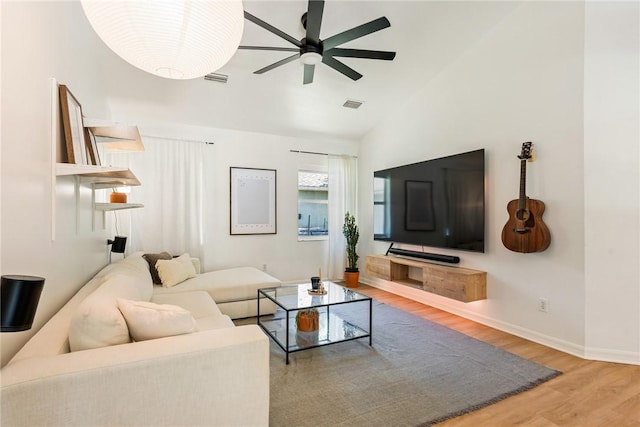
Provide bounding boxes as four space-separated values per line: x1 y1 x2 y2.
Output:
95 252 153 282
142 252 172 284
151 291 222 319
195 314 235 330
68 258 154 352
156 253 197 287
117 298 198 341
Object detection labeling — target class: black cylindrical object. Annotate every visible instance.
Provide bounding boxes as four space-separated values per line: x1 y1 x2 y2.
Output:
111 236 127 253
1 275 45 332
388 248 460 264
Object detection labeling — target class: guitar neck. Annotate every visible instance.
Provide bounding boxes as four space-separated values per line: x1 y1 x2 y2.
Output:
518 159 527 210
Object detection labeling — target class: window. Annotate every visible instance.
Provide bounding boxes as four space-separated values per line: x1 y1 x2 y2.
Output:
298 171 328 240
373 176 388 238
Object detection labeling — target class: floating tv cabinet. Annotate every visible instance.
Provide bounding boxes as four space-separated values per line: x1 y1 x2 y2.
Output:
365 255 487 303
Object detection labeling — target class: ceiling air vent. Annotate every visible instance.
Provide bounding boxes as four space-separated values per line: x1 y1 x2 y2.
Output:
204 73 229 83
343 99 364 109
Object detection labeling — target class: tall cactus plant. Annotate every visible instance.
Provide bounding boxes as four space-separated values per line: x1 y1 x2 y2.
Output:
343 212 359 271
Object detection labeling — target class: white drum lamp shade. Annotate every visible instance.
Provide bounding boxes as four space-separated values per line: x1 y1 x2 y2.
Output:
81 1 245 80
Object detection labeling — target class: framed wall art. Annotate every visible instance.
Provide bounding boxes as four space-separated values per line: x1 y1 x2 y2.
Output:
230 167 277 235
59 84 88 165
85 128 101 166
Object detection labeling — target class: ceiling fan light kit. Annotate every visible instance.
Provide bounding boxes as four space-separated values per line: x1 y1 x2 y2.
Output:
240 0 396 84
81 0 244 80
300 52 322 65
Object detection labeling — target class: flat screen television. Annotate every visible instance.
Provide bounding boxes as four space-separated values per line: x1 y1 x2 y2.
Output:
373 149 485 253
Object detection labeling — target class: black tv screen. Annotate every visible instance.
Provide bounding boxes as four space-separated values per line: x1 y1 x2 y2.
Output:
374 149 485 252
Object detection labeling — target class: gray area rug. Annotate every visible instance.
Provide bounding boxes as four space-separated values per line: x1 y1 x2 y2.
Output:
238 301 560 426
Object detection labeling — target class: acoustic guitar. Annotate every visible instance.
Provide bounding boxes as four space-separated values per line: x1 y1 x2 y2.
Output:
501 142 551 253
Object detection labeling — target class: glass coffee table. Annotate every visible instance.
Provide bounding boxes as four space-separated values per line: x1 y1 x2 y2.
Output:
257 281 372 364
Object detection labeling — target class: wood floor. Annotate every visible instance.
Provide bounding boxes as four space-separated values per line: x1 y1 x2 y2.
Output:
355 284 640 427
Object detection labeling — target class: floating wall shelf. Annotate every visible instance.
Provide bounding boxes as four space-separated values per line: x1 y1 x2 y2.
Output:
56 164 140 188
84 118 144 151
81 169 141 188
94 202 144 212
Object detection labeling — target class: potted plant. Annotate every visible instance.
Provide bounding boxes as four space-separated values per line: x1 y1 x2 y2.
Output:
343 212 360 288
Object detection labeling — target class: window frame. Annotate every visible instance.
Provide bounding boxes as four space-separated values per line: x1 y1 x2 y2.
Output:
373 176 390 239
297 169 329 241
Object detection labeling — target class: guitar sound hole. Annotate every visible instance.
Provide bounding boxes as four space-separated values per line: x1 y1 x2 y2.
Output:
516 209 530 221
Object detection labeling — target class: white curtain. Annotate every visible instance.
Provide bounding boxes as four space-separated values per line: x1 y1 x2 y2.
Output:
104 137 213 258
327 155 358 280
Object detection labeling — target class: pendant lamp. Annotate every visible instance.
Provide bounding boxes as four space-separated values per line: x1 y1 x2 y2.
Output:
81 0 244 80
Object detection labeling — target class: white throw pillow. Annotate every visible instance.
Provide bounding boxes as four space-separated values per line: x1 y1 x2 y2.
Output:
155 253 197 287
69 272 152 352
116 298 198 341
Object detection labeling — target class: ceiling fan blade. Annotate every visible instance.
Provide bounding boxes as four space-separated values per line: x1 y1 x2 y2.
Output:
327 48 396 61
323 17 391 50
321 55 362 81
305 0 325 46
303 64 315 84
244 11 302 48
239 46 300 52
254 54 300 74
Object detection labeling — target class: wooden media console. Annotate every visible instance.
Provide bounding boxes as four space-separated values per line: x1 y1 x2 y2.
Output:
365 255 487 303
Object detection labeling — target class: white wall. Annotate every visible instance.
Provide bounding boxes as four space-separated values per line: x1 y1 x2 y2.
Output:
103 120 356 282
583 2 640 363
0 2 118 365
360 1 639 364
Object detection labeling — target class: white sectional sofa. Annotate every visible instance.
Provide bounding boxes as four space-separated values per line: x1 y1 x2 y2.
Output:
0 252 281 426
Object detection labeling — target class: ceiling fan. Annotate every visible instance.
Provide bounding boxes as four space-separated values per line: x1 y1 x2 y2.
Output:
239 0 396 84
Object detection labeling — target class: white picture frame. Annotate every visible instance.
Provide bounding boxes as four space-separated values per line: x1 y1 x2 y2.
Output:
230 167 277 235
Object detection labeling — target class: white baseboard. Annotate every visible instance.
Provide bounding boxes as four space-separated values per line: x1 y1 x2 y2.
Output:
361 277 639 366
583 347 640 365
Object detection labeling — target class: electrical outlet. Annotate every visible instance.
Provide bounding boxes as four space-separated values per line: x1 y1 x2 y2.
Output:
538 297 549 313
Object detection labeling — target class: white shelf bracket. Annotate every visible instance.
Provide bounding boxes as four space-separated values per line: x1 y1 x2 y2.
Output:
92 183 96 232
75 176 81 235
50 77 58 241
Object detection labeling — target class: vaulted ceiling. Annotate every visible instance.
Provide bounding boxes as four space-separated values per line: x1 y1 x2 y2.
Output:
98 1 522 141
